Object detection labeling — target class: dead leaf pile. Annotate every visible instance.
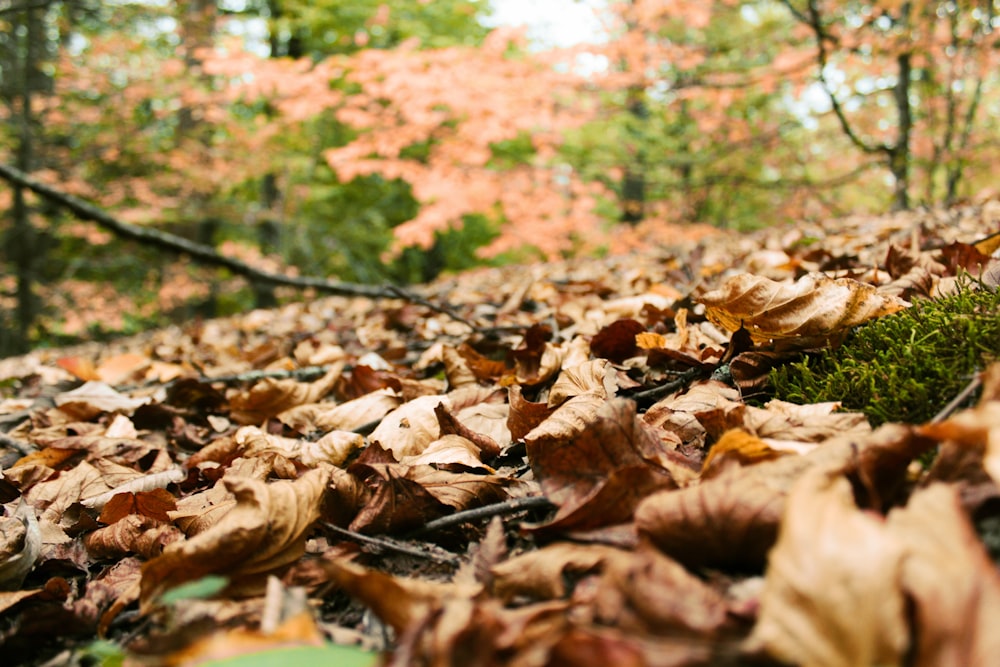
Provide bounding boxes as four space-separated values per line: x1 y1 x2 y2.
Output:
0 206 998 665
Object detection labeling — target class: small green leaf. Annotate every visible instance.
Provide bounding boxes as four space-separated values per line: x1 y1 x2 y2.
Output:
199 644 379 667
159 575 229 605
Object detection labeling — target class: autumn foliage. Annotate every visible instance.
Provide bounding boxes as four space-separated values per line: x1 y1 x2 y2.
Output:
0 199 998 664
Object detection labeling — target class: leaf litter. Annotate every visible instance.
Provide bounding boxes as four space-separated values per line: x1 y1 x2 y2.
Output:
0 207 999 665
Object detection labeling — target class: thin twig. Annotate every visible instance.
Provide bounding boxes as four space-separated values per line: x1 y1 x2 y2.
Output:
931 375 982 423
407 496 555 538
323 523 459 565
0 431 35 456
626 367 709 406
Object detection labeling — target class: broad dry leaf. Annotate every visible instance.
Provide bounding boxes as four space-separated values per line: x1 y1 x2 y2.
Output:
228 362 344 425
235 425 362 467
279 387 401 433
406 434 486 468
53 381 150 420
748 468 908 667
85 514 182 560
697 272 908 342
0 500 40 590
526 398 675 532
701 429 794 479
548 359 618 407
369 395 448 459
139 467 329 609
887 483 1000 666
918 401 1000 486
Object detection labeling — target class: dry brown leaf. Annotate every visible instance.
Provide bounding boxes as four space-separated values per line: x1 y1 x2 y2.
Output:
405 434 486 468
697 272 908 342
228 362 344 425
701 429 793 479
369 395 448 459
235 425 363 468
0 501 40 590
747 468 908 667
53 381 150 420
526 398 675 532
279 387 401 433
84 514 182 560
887 483 1000 666
139 467 330 610
548 359 618 407
918 401 1000 485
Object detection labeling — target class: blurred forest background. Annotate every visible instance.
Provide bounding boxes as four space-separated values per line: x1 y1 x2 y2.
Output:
2 0 998 355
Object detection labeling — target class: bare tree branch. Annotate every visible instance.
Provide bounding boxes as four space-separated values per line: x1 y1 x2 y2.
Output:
0 162 410 300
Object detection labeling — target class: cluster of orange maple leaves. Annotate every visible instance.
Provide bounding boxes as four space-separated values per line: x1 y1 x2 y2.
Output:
0 205 999 665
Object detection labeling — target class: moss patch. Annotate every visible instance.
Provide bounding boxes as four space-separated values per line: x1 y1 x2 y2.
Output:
770 284 1000 426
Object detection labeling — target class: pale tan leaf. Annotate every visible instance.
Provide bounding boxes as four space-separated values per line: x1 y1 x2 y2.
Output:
919 401 1000 485
369 395 448 459
80 468 186 509
548 359 618 407
748 469 908 667
887 483 1000 666
229 363 344 425
697 272 909 342
406 434 486 468
54 381 150 419
140 467 330 609
280 388 401 433
235 425 362 468
0 500 40 590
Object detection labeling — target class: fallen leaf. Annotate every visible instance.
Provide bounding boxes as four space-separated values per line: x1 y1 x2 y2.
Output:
887 483 1000 666
526 398 676 532
139 467 330 610
747 468 908 667
697 272 908 343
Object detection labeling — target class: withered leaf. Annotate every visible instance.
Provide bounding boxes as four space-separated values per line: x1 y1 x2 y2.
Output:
229 363 343 425
697 272 908 342
139 467 329 609
98 489 177 525
526 398 675 532
748 469 908 667
887 483 1000 666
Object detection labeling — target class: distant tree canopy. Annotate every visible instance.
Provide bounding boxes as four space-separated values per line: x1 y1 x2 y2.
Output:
1 0 1000 353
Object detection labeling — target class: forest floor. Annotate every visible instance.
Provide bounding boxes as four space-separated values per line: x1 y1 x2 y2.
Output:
0 202 999 666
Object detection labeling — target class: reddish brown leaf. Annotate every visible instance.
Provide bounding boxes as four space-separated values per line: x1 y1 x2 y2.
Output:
590 318 644 363
526 398 676 532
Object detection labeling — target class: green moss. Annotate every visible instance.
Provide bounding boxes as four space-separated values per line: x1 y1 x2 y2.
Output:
770 284 1000 426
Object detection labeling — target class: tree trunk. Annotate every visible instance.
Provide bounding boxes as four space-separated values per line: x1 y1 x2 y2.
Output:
621 85 648 225
6 6 44 354
890 50 912 210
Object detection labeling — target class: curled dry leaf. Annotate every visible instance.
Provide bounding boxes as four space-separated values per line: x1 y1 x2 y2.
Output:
0 500 40 590
701 429 795 479
526 397 676 532
492 542 729 637
747 468 908 667
235 425 363 468
54 381 151 420
139 467 330 610
887 483 1000 666
697 272 909 343
919 401 1000 486
228 362 344 425
279 387 401 433
635 429 872 570
547 359 618 408
85 514 183 560
406 434 486 468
